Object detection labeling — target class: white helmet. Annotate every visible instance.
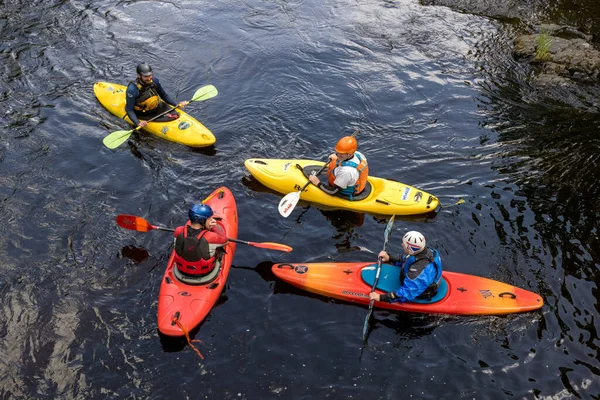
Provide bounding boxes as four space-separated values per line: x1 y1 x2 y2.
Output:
402 231 426 255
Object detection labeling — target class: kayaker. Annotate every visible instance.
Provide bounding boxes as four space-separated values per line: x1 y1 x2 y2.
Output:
369 231 443 303
125 62 189 128
308 136 368 200
173 204 228 278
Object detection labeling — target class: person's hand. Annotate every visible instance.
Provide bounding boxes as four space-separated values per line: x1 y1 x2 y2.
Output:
378 251 390 262
369 292 381 301
206 217 217 228
177 101 189 108
328 152 337 162
138 120 148 128
308 175 321 186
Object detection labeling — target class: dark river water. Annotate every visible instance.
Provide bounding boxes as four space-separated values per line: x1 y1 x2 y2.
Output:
1 0 599 398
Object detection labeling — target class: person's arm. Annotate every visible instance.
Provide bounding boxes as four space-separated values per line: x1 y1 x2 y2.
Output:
315 180 342 195
199 229 229 259
153 77 178 106
125 84 141 125
173 226 184 253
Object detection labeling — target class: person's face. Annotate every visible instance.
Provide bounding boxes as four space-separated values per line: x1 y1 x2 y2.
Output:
139 73 153 84
335 151 351 161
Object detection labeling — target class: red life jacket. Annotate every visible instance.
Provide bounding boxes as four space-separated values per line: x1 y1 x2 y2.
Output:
173 227 217 276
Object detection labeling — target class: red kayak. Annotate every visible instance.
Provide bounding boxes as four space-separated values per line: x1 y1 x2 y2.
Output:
157 187 238 336
272 262 543 315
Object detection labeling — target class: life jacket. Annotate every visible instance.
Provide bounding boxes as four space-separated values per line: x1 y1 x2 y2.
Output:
327 151 368 198
131 79 160 112
400 248 443 300
173 227 217 276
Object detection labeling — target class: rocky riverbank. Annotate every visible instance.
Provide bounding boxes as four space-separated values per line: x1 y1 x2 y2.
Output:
422 0 600 111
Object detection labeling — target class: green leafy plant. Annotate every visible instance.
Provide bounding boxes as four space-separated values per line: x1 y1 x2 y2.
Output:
535 29 552 61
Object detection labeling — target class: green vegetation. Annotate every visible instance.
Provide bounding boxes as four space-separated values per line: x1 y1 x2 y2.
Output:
535 29 552 61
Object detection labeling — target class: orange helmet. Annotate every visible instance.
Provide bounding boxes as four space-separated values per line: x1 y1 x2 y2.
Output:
335 136 357 154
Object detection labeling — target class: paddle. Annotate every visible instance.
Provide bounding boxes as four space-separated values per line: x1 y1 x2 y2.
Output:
277 128 359 218
362 214 395 344
102 85 219 149
115 214 293 252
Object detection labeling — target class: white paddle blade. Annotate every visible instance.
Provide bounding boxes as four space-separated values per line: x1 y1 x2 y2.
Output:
278 191 301 217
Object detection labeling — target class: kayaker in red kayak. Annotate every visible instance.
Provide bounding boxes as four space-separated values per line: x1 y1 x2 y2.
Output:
308 135 369 200
125 62 189 129
173 204 228 282
369 231 443 303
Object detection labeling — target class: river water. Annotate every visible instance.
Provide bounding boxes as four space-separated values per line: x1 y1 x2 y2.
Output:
1 0 598 398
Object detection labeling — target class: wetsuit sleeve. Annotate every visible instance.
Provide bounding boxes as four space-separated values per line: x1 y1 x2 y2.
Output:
153 77 178 106
173 226 184 255
198 228 229 259
388 254 404 265
316 181 341 195
125 83 141 125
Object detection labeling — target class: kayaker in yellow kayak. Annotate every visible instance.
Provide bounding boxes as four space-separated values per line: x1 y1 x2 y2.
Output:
126 62 189 129
369 231 443 303
308 135 369 200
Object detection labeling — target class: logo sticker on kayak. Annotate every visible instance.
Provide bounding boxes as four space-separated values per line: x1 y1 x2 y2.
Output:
342 290 369 298
414 191 422 202
161 126 169 135
479 289 493 299
178 121 191 130
283 162 291 172
294 265 308 274
401 187 411 201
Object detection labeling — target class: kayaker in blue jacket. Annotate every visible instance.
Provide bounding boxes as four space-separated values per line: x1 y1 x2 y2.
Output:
369 231 443 303
125 62 189 128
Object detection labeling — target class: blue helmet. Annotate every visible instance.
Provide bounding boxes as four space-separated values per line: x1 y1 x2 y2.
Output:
188 204 213 224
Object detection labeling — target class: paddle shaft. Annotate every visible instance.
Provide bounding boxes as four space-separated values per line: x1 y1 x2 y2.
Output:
301 127 360 190
115 214 291 252
147 225 266 245
362 215 395 344
132 104 179 130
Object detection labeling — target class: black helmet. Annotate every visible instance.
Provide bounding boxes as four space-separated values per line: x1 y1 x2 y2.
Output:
136 62 153 76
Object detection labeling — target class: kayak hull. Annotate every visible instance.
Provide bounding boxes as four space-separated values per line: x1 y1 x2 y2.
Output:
244 158 439 215
271 262 543 315
157 187 237 337
94 81 216 147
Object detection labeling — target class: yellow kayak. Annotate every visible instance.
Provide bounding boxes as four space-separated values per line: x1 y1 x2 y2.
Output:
244 158 439 215
94 82 216 147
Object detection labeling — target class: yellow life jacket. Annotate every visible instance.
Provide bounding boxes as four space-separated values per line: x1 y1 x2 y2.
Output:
132 79 160 112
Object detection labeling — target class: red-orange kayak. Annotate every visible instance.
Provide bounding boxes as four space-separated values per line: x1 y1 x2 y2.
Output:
157 187 238 336
271 262 543 315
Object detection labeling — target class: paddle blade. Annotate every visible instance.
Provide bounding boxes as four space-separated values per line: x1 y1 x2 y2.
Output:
116 214 156 232
278 191 301 218
362 304 374 344
382 215 395 249
249 242 293 252
191 85 218 102
103 129 133 149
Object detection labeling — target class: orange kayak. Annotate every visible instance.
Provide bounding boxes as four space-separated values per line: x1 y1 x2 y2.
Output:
157 187 238 336
272 262 543 315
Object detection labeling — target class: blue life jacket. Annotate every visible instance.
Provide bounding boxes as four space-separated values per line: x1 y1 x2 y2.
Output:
393 248 443 302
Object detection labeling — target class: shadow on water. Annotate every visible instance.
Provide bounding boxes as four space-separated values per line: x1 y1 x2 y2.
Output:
120 245 149 263
232 261 277 283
